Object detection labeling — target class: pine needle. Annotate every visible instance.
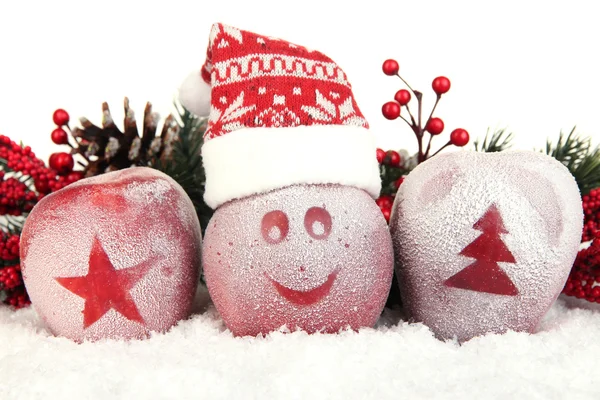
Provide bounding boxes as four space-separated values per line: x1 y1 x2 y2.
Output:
544 127 600 195
473 128 514 152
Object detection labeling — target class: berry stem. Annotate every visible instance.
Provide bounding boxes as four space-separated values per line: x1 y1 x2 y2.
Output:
415 91 423 131
61 125 77 150
396 73 417 94
424 133 434 159
431 141 451 157
417 134 424 161
423 95 441 136
404 104 418 129
415 91 425 162
399 115 413 130
396 73 426 160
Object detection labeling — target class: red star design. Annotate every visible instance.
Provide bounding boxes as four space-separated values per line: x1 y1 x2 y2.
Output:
55 236 154 329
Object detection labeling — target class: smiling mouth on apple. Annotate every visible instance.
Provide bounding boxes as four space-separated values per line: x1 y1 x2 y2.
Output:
268 270 339 306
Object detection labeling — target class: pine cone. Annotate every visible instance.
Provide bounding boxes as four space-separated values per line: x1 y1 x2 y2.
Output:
71 98 180 177
50 100 211 234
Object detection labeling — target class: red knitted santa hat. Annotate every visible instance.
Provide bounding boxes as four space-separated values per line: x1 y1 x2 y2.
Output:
179 23 381 209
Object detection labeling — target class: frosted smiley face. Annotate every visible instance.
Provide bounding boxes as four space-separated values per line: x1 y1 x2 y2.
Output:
261 206 338 305
202 184 394 337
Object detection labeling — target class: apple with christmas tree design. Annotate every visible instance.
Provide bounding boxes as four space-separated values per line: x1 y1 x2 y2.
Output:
390 151 583 342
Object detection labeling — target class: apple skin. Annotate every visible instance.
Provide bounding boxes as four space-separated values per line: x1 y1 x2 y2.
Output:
20 167 202 342
202 184 394 337
390 151 583 342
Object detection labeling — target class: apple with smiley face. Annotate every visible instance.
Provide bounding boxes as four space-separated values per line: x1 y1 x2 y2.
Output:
180 22 395 335
203 184 393 336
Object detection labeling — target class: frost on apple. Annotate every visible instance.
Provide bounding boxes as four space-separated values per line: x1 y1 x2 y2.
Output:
20 167 202 342
202 184 394 337
390 151 583 342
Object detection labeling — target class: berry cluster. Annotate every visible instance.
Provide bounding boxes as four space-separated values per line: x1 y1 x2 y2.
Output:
381 59 469 163
562 238 600 303
0 265 22 291
582 188 600 242
1 111 85 308
0 136 48 208
374 149 407 222
0 133 81 200
0 171 37 216
0 232 29 308
0 233 19 261
562 188 600 303
48 109 83 189
376 195 394 222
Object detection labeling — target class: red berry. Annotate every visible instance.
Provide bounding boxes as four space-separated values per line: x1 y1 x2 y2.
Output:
34 179 50 194
376 195 394 209
382 59 399 76
432 76 451 95
51 128 69 145
48 153 61 170
386 150 401 167
394 177 405 189
382 208 391 222
52 109 70 126
394 89 411 106
376 148 386 164
564 281 574 293
382 102 401 120
425 117 445 135
66 171 84 183
52 152 74 175
450 128 470 147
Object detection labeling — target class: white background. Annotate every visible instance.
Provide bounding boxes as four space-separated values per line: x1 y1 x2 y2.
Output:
0 0 598 162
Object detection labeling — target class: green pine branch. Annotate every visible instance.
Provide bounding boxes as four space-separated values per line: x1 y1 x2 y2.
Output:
474 128 514 152
379 164 408 196
544 127 588 169
155 102 213 234
0 159 27 235
545 127 600 195
0 215 25 235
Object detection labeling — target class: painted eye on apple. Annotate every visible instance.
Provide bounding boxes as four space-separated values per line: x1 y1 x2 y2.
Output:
261 210 290 244
304 207 332 240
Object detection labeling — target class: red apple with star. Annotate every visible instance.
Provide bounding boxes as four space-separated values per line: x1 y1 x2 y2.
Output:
20 167 202 342
202 184 394 337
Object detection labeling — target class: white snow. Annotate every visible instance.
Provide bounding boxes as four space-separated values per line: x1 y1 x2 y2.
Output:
1 289 600 399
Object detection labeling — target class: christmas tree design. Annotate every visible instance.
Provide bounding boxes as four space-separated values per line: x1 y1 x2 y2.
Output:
444 204 519 296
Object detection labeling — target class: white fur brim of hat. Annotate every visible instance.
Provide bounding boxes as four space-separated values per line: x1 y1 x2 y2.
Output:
202 125 382 209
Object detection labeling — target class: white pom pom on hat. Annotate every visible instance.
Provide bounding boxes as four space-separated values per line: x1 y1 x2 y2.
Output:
179 70 211 117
